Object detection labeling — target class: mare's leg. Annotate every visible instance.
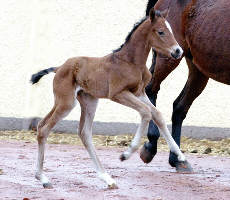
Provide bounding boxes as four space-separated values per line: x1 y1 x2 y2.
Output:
77 91 117 188
169 56 208 172
141 54 182 163
112 91 186 163
35 75 76 188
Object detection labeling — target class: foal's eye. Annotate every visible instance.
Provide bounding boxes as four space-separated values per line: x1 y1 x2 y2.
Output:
158 31 165 36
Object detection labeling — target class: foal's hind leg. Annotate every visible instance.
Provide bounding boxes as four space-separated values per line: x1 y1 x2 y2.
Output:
35 102 74 188
35 80 76 188
77 91 117 188
35 106 56 188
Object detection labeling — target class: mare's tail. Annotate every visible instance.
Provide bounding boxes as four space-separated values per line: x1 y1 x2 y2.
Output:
146 0 158 16
30 67 58 84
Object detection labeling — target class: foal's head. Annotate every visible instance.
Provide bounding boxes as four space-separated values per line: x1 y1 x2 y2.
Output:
148 8 183 59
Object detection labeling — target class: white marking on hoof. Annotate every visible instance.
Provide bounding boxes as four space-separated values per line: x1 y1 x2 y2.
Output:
120 151 130 161
178 153 186 162
43 182 53 189
35 172 51 188
98 172 117 188
108 182 118 189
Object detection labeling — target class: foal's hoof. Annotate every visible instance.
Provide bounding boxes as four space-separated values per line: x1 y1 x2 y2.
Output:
43 182 53 189
176 160 193 173
139 143 154 164
108 183 118 189
119 153 127 161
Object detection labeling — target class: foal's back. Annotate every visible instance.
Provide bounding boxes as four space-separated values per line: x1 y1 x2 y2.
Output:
54 54 148 99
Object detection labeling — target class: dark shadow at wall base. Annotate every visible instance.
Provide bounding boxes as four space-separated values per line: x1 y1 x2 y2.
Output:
0 117 229 140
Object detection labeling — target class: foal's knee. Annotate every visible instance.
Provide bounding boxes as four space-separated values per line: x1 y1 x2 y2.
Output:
140 107 152 122
152 110 166 129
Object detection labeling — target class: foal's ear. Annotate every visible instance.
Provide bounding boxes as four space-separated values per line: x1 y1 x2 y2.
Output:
161 9 170 18
149 8 156 23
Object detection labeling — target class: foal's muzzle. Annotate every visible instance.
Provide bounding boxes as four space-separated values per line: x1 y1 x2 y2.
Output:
171 46 183 59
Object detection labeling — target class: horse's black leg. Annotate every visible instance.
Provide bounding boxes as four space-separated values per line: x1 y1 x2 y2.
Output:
169 56 209 172
140 51 181 163
141 79 160 163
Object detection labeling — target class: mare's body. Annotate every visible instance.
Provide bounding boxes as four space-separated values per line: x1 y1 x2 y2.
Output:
140 0 230 171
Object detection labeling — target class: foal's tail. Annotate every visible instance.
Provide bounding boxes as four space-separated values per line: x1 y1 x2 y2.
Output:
30 67 59 84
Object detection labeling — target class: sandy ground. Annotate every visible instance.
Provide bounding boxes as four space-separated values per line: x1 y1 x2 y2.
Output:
1 140 230 200
1 131 230 156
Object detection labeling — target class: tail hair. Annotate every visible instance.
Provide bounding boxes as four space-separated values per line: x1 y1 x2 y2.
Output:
30 67 57 84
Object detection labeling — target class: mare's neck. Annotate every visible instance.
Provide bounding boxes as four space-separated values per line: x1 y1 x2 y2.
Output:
116 19 152 66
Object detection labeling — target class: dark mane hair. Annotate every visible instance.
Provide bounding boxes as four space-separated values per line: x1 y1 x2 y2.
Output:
113 16 148 53
146 0 158 16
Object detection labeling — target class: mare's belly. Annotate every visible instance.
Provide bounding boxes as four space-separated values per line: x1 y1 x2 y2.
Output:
192 56 230 85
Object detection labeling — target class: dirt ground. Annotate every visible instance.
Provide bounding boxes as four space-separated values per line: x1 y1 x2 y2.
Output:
1 132 230 200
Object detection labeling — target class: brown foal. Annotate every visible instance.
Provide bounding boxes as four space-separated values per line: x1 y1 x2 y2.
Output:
31 8 186 189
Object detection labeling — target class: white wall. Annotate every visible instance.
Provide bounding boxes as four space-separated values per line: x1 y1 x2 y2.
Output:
0 0 229 135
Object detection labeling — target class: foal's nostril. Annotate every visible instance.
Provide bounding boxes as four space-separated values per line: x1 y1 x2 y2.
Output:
175 48 181 55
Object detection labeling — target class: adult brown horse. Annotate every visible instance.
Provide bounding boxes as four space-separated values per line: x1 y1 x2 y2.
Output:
140 0 230 172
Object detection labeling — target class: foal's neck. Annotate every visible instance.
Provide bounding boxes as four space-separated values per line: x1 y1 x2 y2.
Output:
116 19 152 66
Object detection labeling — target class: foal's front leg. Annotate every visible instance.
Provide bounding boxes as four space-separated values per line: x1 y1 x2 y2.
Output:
141 55 182 164
77 92 117 189
112 91 152 160
140 93 191 167
113 91 187 165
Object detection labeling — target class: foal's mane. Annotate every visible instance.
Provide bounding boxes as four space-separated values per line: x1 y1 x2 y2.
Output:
113 8 163 53
113 16 148 53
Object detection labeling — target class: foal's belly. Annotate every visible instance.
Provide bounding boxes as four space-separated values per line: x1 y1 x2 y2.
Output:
77 71 110 98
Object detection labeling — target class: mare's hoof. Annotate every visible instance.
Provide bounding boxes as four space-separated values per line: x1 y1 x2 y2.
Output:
139 143 154 164
176 160 193 173
43 182 53 189
119 153 126 161
108 183 118 189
